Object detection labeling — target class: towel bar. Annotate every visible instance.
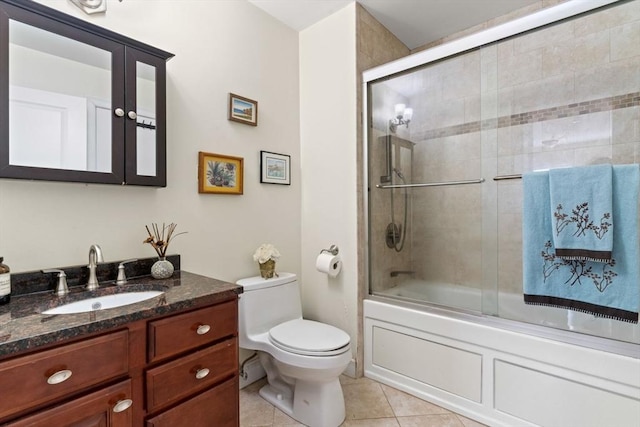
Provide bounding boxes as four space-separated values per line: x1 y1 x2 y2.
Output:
493 174 522 181
376 178 484 189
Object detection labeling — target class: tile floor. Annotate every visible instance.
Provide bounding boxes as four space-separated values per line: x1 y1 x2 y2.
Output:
240 375 487 427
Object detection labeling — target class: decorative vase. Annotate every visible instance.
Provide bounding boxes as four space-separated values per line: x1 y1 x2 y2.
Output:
259 259 276 279
151 257 174 279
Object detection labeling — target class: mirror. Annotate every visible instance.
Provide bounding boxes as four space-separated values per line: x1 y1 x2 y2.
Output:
0 0 172 186
9 18 113 173
136 61 157 177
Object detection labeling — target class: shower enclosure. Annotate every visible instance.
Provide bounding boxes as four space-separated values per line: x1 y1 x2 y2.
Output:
366 0 639 346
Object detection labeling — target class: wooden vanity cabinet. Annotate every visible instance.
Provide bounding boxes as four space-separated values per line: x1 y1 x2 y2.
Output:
146 376 239 427
0 329 130 423
0 297 239 427
145 300 239 426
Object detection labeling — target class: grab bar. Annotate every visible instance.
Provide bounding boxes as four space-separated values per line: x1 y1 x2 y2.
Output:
376 178 484 189
493 174 522 181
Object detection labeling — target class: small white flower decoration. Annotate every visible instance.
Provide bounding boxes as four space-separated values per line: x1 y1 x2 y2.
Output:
253 244 281 264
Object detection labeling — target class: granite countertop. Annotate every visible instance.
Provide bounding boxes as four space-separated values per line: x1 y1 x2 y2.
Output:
0 270 243 357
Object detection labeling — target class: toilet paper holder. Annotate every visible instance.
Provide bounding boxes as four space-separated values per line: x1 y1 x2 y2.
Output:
320 245 339 256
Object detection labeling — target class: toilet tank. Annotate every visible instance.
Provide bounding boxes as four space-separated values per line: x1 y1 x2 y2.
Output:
237 272 303 344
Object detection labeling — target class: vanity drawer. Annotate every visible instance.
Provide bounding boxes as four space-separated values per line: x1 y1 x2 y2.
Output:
146 376 239 427
0 330 129 422
147 300 237 362
146 337 237 412
5 379 133 427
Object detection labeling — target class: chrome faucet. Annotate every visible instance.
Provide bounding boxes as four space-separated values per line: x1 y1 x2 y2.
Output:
86 244 104 291
42 268 69 297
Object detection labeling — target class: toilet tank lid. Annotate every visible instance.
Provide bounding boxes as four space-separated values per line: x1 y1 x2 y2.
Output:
236 272 297 290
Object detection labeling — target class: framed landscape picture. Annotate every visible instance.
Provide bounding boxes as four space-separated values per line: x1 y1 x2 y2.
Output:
228 93 258 126
260 151 290 185
198 151 244 194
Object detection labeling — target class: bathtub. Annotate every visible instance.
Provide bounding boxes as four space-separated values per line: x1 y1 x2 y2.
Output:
377 280 639 344
365 283 640 427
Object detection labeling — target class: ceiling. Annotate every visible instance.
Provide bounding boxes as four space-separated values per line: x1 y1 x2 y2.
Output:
248 0 539 50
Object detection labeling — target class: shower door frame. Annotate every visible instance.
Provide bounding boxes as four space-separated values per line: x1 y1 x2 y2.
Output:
361 0 638 357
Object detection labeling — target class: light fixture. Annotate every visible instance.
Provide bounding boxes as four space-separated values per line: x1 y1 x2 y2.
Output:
389 103 413 133
70 0 107 15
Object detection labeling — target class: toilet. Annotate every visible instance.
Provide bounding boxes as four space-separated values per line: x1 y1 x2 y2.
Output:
237 272 351 427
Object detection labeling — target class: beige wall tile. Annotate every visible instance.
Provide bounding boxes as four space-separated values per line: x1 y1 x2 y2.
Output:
497 45 542 89
612 21 640 61
574 0 640 37
574 57 640 101
543 28 610 77
510 73 575 114
513 18 573 55
612 106 640 144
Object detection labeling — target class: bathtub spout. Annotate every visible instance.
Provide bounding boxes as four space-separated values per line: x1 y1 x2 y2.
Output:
390 270 414 277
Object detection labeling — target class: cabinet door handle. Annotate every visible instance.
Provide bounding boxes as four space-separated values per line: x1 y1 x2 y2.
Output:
47 369 72 385
196 324 211 335
113 398 133 413
114 108 125 117
195 368 210 380
127 111 137 120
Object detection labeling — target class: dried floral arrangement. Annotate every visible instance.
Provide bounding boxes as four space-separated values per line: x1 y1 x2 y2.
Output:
144 223 186 258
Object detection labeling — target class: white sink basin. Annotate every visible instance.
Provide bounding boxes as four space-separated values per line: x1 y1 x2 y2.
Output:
42 291 164 315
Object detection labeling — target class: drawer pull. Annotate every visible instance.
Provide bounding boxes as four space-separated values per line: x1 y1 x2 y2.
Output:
195 368 210 380
113 398 133 413
47 369 72 385
196 324 211 335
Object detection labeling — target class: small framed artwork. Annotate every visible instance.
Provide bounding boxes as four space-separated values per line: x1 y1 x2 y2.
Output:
260 151 290 185
198 152 244 194
228 93 258 126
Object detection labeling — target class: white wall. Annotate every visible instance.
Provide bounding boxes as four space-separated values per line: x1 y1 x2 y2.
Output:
0 0 301 285
299 4 359 364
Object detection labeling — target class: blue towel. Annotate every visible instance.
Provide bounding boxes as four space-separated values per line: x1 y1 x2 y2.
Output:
549 164 613 262
523 165 639 323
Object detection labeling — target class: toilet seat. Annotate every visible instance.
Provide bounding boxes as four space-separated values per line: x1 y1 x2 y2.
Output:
269 319 350 357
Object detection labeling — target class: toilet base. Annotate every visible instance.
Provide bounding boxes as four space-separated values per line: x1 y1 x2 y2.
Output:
259 378 346 427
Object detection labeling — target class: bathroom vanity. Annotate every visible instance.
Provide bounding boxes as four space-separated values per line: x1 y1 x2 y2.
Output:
0 270 241 426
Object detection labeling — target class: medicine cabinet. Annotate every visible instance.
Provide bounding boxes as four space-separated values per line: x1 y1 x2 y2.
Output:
0 0 174 186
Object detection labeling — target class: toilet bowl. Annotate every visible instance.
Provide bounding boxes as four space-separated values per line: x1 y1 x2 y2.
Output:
237 273 351 427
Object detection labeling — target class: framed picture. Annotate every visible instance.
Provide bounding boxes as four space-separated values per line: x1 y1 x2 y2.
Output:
260 151 290 185
198 152 244 194
228 93 258 126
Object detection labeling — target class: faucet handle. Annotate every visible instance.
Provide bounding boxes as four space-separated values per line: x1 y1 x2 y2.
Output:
42 269 69 297
116 259 138 285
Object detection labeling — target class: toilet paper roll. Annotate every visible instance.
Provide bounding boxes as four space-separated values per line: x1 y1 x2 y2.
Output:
316 253 342 278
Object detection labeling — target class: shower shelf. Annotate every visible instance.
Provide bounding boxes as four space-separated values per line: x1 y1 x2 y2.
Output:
375 178 485 189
